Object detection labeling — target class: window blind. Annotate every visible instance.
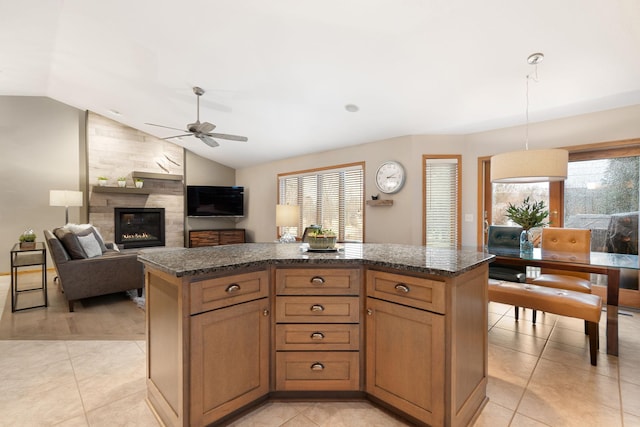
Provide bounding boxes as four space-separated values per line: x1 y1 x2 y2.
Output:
279 164 364 242
424 157 460 248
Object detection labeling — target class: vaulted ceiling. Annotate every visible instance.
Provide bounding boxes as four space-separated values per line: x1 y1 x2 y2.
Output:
2 1 640 168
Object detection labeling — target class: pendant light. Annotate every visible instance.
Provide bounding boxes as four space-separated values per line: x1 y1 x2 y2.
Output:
491 53 568 183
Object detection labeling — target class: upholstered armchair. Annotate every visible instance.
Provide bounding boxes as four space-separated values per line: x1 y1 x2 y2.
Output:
44 228 143 312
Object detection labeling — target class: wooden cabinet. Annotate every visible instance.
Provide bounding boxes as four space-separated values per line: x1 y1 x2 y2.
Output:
145 268 269 427
144 257 488 427
366 296 445 425
188 229 245 248
366 268 488 427
190 298 270 425
274 267 362 391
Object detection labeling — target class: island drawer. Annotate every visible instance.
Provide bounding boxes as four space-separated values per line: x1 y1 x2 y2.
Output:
275 296 359 323
366 270 446 314
275 351 359 391
276 324 360 351
275 268 360 295
190 270 269 314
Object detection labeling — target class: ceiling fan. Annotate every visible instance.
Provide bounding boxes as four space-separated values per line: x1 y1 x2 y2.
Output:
145 86 248 148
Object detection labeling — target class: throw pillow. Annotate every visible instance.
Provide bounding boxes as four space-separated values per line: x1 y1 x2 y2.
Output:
64 223 108 253
54 227 87 259
77 233 102 258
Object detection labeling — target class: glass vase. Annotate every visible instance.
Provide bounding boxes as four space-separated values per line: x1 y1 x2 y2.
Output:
520 229 534 255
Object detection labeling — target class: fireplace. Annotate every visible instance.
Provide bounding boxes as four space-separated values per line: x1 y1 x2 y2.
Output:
114 208 165 249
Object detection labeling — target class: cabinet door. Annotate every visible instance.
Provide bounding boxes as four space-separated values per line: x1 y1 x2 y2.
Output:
366 297 445 426
219 229 245 245
190 298 270 426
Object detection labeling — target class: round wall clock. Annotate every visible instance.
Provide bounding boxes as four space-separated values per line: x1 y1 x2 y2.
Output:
375 161 406 194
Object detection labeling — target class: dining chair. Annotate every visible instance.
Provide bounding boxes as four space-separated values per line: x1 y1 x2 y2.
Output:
531 227 592 325
487 225 530 320
487 225 527 282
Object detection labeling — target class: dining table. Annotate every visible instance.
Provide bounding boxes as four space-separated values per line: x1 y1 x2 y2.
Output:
485 247 639 356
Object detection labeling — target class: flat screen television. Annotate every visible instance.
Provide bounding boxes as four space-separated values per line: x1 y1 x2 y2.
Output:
186 185 244 217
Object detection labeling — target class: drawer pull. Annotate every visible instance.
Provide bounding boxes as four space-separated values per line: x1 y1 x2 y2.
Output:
310 332 325 340
310 304 325 312
310 276 325 285
226 284 241 293
367 308 373 316
311 362 325 371
263 309 269 317
395 283 410 293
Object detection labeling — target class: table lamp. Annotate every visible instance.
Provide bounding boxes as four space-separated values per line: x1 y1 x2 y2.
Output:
276 204 300 243
50 190 83 224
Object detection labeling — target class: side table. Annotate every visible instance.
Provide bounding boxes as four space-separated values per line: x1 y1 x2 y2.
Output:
10 242 48 312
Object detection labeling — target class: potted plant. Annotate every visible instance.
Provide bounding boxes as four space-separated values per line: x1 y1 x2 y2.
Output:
505 197 549 254
134 178 144 188
19 229 36 249
97 176 108 186
306 228 337 250
117 177 127 187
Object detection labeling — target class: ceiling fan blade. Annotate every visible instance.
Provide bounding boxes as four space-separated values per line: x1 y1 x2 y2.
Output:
207 132 248 142
163 134 193 139
145 123 188 133
199 135 220 148
198 122 216 133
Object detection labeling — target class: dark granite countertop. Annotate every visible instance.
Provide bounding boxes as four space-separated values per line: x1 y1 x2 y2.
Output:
138 243 494 278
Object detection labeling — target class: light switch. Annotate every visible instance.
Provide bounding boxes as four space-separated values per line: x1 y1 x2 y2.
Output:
465 214 473 222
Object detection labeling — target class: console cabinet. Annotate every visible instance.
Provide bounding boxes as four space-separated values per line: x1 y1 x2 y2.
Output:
188 229 245 248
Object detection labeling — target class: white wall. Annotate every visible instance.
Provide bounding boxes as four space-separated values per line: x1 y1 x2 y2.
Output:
0 96 83 272
237 105 640 246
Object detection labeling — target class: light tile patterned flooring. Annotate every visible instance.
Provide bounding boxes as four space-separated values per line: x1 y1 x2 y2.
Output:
1 276 640 426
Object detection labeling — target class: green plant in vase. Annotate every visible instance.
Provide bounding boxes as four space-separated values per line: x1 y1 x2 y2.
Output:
19 229 36 249
505 197 549 254
307 228 337 250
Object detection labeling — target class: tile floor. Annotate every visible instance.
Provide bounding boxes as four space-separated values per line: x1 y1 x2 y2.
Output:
1 277 640 426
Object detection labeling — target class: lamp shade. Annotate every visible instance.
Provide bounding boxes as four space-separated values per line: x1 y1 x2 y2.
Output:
49 190 83 207
490 149 568 183
276 204 300 227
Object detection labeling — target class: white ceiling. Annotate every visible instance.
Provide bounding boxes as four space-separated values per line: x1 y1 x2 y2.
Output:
2 0 640 169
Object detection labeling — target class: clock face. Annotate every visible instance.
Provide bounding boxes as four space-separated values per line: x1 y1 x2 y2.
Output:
375 161 405 194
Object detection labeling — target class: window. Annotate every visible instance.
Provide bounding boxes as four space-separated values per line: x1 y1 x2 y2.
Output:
423 155 461 248
564 156 639 255
278 162 364 242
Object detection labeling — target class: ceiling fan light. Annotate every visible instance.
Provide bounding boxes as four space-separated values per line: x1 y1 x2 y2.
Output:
490 148 568 183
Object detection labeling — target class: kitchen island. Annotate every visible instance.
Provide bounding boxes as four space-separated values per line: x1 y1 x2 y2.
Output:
138 243 493 427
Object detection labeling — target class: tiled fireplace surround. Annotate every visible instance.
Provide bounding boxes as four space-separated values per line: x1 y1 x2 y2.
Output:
87 112 185 247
